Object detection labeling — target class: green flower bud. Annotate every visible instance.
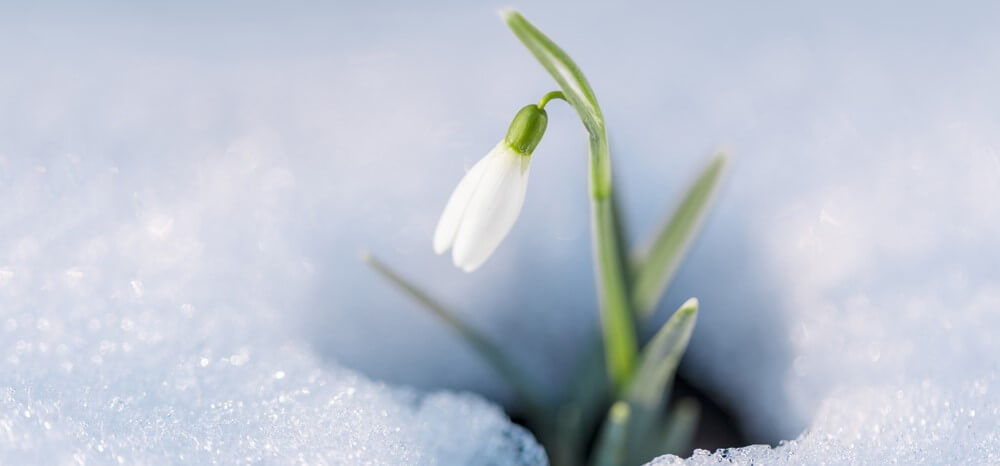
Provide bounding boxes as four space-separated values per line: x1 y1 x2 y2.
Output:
504 104 548 156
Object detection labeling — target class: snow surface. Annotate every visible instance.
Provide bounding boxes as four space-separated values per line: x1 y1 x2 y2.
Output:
3 1 1000 464
650 376 1000 464
1 303 545 464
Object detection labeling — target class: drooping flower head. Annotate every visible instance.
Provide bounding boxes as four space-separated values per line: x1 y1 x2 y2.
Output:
433 104 548 272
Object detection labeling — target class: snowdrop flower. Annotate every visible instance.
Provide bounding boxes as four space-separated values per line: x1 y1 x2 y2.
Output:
434 104 548 272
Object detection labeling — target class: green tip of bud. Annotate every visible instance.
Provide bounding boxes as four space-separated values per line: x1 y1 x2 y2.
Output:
504 104 547 156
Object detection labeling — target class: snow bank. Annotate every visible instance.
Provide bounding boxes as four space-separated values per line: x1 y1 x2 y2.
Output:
3 335 543 465
0 145 544 463
0 9 547 460
620 3 1000 462
650 376 1000 464
0 240 543 465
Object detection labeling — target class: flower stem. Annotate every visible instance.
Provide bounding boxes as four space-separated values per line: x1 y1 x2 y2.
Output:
538 90 566 109
504 10 637 387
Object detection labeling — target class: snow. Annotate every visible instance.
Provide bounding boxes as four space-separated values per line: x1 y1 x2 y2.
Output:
3 1 1000 464
0 241 545 465
3 329 544 465
0 6 550 463
649 376 1000 465
0 155 544 465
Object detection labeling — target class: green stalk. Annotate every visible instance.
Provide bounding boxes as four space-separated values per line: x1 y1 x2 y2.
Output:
503 9 637 387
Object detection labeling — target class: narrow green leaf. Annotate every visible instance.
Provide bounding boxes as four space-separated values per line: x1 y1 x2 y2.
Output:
623 298 698 457
361 252 545 414
658 397 701 458
504 9 637 387
590 401 631 466
632 153 728 316
626 298 698 407
553 343 611 466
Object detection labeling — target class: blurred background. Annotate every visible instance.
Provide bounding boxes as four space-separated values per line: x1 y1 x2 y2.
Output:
3 0 999 447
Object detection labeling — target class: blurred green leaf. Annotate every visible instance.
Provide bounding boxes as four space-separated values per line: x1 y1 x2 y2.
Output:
623 298 698 460
362 252 545 415
552 343 611 466
591 401 631 466
657 397 701 458
632 153 727 316
626 298 698 407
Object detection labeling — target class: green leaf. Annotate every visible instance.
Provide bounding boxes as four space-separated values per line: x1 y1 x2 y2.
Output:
658 397 701 457
626 297 698 407
504 9 637 387
623 298 698 459
361 252 545 414
552 343 611 466
632 153 728 316
590 401 631 466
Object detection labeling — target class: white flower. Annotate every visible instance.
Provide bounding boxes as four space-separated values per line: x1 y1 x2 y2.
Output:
433 142 532 272
433 104 547 272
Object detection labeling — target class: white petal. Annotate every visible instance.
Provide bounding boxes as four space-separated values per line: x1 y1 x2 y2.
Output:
432 143 501 254
451 145 531 272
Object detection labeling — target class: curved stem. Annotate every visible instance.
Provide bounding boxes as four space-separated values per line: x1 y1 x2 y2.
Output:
503 9 611 198
504 10 636 389
538 90 567 109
